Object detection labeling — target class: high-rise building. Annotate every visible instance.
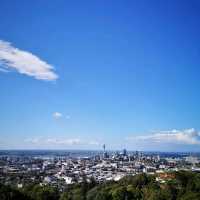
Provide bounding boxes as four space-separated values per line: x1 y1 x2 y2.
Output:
122 149 127 156
102 144 109 159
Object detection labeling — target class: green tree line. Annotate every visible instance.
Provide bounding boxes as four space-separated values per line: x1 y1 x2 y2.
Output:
1 171 200 200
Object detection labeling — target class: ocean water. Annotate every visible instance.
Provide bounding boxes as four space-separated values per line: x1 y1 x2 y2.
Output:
0 150 103 158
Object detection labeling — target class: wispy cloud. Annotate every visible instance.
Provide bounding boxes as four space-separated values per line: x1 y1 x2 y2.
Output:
24 138 40 144
127 128 200 145
52 112 71 120
0 40 58 81
45 138 81 145
0 67 9 73
25 137 100 146
52 112 63 119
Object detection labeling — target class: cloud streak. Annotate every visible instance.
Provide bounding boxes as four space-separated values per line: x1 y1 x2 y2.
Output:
0 40 58 81
25 137 100 146
52 112 63 119
127 128 200 145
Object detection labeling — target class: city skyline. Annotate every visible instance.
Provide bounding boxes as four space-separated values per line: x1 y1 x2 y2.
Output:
1 0 200 151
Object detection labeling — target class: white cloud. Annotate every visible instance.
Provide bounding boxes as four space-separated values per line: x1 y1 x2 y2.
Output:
0 40 58 81
45 138 81 145
53 112 63 119
52 112 71 120
25 137 100 146
88 141 100 145
127 128 200 145
24 138 41 144
0 67 9 72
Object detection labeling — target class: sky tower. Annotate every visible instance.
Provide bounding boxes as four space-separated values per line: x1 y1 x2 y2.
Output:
102 144 108 159
103 144 106 152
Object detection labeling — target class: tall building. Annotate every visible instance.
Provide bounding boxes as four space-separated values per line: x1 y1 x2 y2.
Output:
102 144 108 159
122 149 127 156
103 144 106 152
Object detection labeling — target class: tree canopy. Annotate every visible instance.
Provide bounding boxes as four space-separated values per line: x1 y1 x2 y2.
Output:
1 171 200 200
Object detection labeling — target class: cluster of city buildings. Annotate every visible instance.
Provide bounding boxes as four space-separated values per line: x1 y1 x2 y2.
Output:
0 146 200 189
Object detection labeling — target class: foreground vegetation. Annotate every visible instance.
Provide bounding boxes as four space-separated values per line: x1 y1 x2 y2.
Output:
1 171 200 200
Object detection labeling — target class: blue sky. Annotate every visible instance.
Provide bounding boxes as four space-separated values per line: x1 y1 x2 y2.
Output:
1 0 200 151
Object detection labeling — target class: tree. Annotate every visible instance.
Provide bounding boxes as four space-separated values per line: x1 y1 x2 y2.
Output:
110 186 126 200
26 185 59 200
0 183 31 200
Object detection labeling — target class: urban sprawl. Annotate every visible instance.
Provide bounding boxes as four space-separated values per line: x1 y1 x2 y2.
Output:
0 146 200 191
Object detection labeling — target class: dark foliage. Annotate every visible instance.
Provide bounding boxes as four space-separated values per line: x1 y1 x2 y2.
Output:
1 171 200 200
